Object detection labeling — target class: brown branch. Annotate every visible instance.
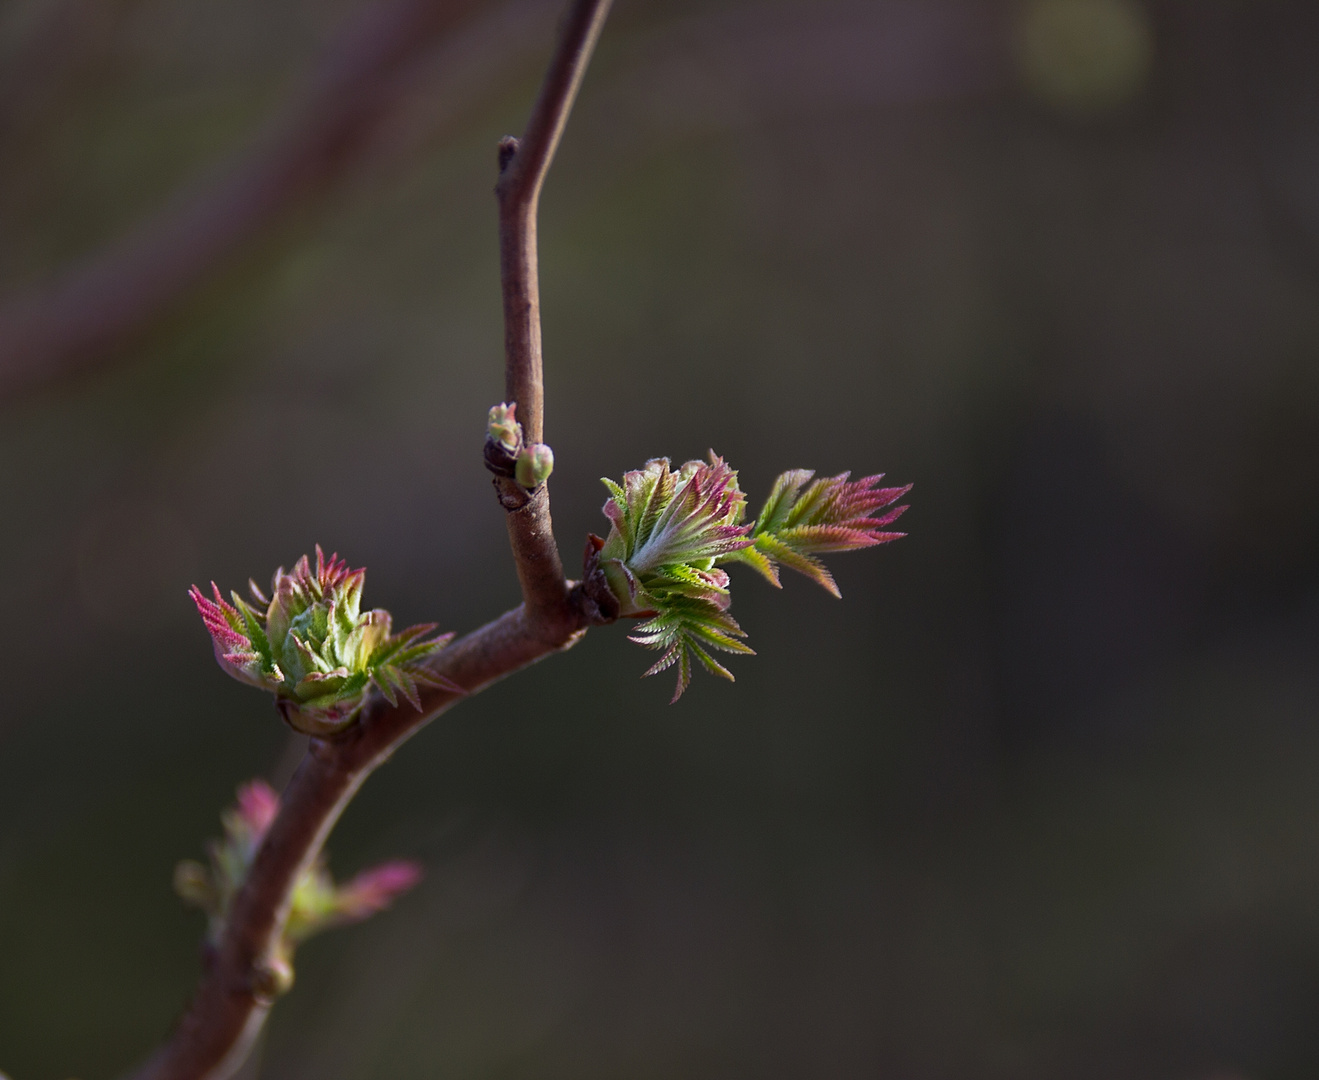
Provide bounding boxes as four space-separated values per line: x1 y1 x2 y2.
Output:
492 0 613 628
497 0 612 446
129 4 612 1077
0 0 495 405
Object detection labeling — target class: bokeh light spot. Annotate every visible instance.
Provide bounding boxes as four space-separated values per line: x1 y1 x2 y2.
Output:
1014 0 1155 117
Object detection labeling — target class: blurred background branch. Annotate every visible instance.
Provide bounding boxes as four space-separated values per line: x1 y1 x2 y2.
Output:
0 0 1012 407
0 0 559 403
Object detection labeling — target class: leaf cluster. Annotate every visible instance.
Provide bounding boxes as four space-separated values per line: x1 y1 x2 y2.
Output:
591 456 909 701
190 546 454 735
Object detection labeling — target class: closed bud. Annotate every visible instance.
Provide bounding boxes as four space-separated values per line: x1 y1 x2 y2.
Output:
515 443 554 488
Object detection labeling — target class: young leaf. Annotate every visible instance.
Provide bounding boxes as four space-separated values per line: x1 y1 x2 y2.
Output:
724 471 911 597
590 455 910 701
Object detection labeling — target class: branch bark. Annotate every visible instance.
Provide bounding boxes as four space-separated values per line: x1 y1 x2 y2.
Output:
496 0 613 447
492 0 613 629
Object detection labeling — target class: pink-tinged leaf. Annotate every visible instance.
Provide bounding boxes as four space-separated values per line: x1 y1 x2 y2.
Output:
375 666 400 707
721 544 781 588
669 646 691 703
190 584 249 650
603 496 626 535
736 471 910 595
642 646 680 677
753 535 840 597
334 860 424 921
235 780 280 839
393 667 422 710
688 641 735 682
411 665 466 697
190 584 273 687
755 469 815 535
870 504 910 528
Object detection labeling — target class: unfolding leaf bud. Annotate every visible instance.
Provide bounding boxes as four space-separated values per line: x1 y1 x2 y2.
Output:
515 442 554 488
190 547 456 735
592 451 909 701
487 403 522 454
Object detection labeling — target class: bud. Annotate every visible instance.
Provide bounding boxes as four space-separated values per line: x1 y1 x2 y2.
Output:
251 952 295 1002
487 402 522 454
190 546 457 736
591 452 909 701
515 442 554 488
595 453 755 700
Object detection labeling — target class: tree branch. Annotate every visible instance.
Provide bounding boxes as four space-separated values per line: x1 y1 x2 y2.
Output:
497 0 612 446
129 4 612 1076
492 0 613 629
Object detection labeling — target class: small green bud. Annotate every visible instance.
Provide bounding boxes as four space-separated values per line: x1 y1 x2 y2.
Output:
251 953 295 1002
515 443 554 488
487 403 522 454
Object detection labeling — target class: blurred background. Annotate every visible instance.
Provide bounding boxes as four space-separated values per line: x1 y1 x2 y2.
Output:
2 0 1318 1076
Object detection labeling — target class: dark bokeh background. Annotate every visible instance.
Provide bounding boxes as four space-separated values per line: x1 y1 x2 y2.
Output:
3 0 1319 1076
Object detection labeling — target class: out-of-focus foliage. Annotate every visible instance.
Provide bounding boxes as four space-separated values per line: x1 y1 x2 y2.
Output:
175 780 421 991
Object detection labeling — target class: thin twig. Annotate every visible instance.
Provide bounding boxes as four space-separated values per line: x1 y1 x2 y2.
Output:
497 0 612 446
128 4 612 1077
493 0 613 627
